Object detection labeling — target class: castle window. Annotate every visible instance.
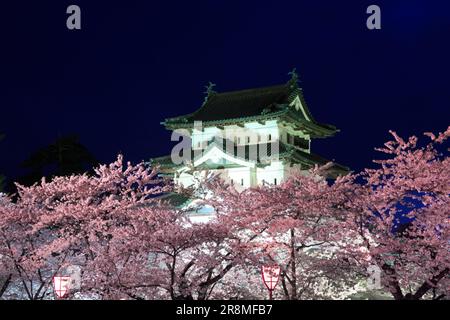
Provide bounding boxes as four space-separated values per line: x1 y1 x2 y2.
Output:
295 137 309 149
268 134 272 141
241 179 244 186
247 136 250 144
274 178 277 185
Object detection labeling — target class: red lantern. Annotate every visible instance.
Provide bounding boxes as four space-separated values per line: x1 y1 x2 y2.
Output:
261 265 281 300
53 276 71 299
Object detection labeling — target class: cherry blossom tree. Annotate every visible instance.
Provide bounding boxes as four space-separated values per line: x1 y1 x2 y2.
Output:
1 126 448 300
205 168 362 300
0 156 250 300
0 155 171 299
0 194 18 299
0 192 68 299
344 127 450 300
120 207 238 300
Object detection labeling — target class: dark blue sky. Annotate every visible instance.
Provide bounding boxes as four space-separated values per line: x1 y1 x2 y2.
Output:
1 1 449 182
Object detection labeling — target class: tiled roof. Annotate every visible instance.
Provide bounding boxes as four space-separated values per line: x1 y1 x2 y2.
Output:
177 83 296 122
162 76 337 134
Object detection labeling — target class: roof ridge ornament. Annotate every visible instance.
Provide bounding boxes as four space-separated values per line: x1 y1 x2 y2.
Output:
288 68 299 86
202 82 217 105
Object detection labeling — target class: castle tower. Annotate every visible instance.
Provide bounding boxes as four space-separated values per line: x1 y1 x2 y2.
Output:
151 71 349 219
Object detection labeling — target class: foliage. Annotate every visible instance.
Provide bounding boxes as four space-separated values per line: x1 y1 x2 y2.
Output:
0 127 448 300
342 127 450 300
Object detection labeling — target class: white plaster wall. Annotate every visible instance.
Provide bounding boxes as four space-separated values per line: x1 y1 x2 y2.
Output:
256 161 284 186
176 120 305 203
191 120 280 149
176 171 195 188
227 166 252 188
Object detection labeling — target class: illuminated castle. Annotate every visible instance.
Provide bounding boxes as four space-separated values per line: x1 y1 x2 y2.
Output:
151 70 348 219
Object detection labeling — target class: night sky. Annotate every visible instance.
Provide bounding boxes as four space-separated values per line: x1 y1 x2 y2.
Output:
1 1 449 184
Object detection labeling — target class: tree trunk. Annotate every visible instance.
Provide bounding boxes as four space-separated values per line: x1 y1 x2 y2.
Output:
290 229 298 300
0 274 12 298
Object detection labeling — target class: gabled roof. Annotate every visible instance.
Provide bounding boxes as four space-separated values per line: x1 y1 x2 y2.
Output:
149 139 350 178
162 74 338 138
